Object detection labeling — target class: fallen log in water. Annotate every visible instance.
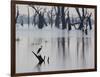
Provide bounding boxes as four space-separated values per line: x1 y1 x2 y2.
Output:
32 51 44 64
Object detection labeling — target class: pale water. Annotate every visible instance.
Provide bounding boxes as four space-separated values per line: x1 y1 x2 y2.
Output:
16 24 94 73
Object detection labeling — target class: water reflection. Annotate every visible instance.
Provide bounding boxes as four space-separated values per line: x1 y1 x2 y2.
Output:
16 29 94 73
34 63 43 72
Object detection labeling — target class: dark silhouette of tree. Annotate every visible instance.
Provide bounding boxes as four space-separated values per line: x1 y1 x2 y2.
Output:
28 7 30 28
30 5 47 29
47 8 54 28
55 6 61 28
32 11 37 26
47 11 51 25
75 8 84 30
71 15 77 29
88 13 92 30
20 15 24 26
75 8 92 31
38 12 47 29
67 11 71 31
61 6 66 29
16 6 19 23
50 9 53 28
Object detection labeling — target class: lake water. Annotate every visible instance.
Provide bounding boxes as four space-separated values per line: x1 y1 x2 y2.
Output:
16 24 95 73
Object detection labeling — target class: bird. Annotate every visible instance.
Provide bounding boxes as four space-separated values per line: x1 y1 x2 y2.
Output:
37 46 43 54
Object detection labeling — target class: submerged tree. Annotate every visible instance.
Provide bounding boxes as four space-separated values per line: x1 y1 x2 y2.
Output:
16 6 19 23
87 13 92 30
67 10 71 31
16 4 93 31
32 11 38 26
61 6 66 29
47 7 54 28
75 8 84 30
20 15 24 26
38 12 47 29
55 6 61 28
30 5 47 29
28 7 30 28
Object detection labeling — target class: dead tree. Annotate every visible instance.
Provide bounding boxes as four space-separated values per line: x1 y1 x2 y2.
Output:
55 6 61 28
67 11 71 31
71 15 77 29
75 8 84 30
87 13 92 30
50 9 53 28
30 5 47 29
61 6 66 29
16 6 19 23
76 8 93 35
32 11 38 26
20 15 24 26
47 8 54 28
47 11 51 25
28 7 30 28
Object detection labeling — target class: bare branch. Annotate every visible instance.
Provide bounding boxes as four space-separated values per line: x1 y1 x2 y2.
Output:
64 8 69 14
75 8 82 20
29 5 40 14
53 6 57 14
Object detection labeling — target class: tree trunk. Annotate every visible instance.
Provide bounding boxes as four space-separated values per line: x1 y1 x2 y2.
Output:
28 7 30 28
55 6 60 28
75 8 84 30
67 11 71 31
51 9 53 28
16 6 19 23
61 6 66 29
